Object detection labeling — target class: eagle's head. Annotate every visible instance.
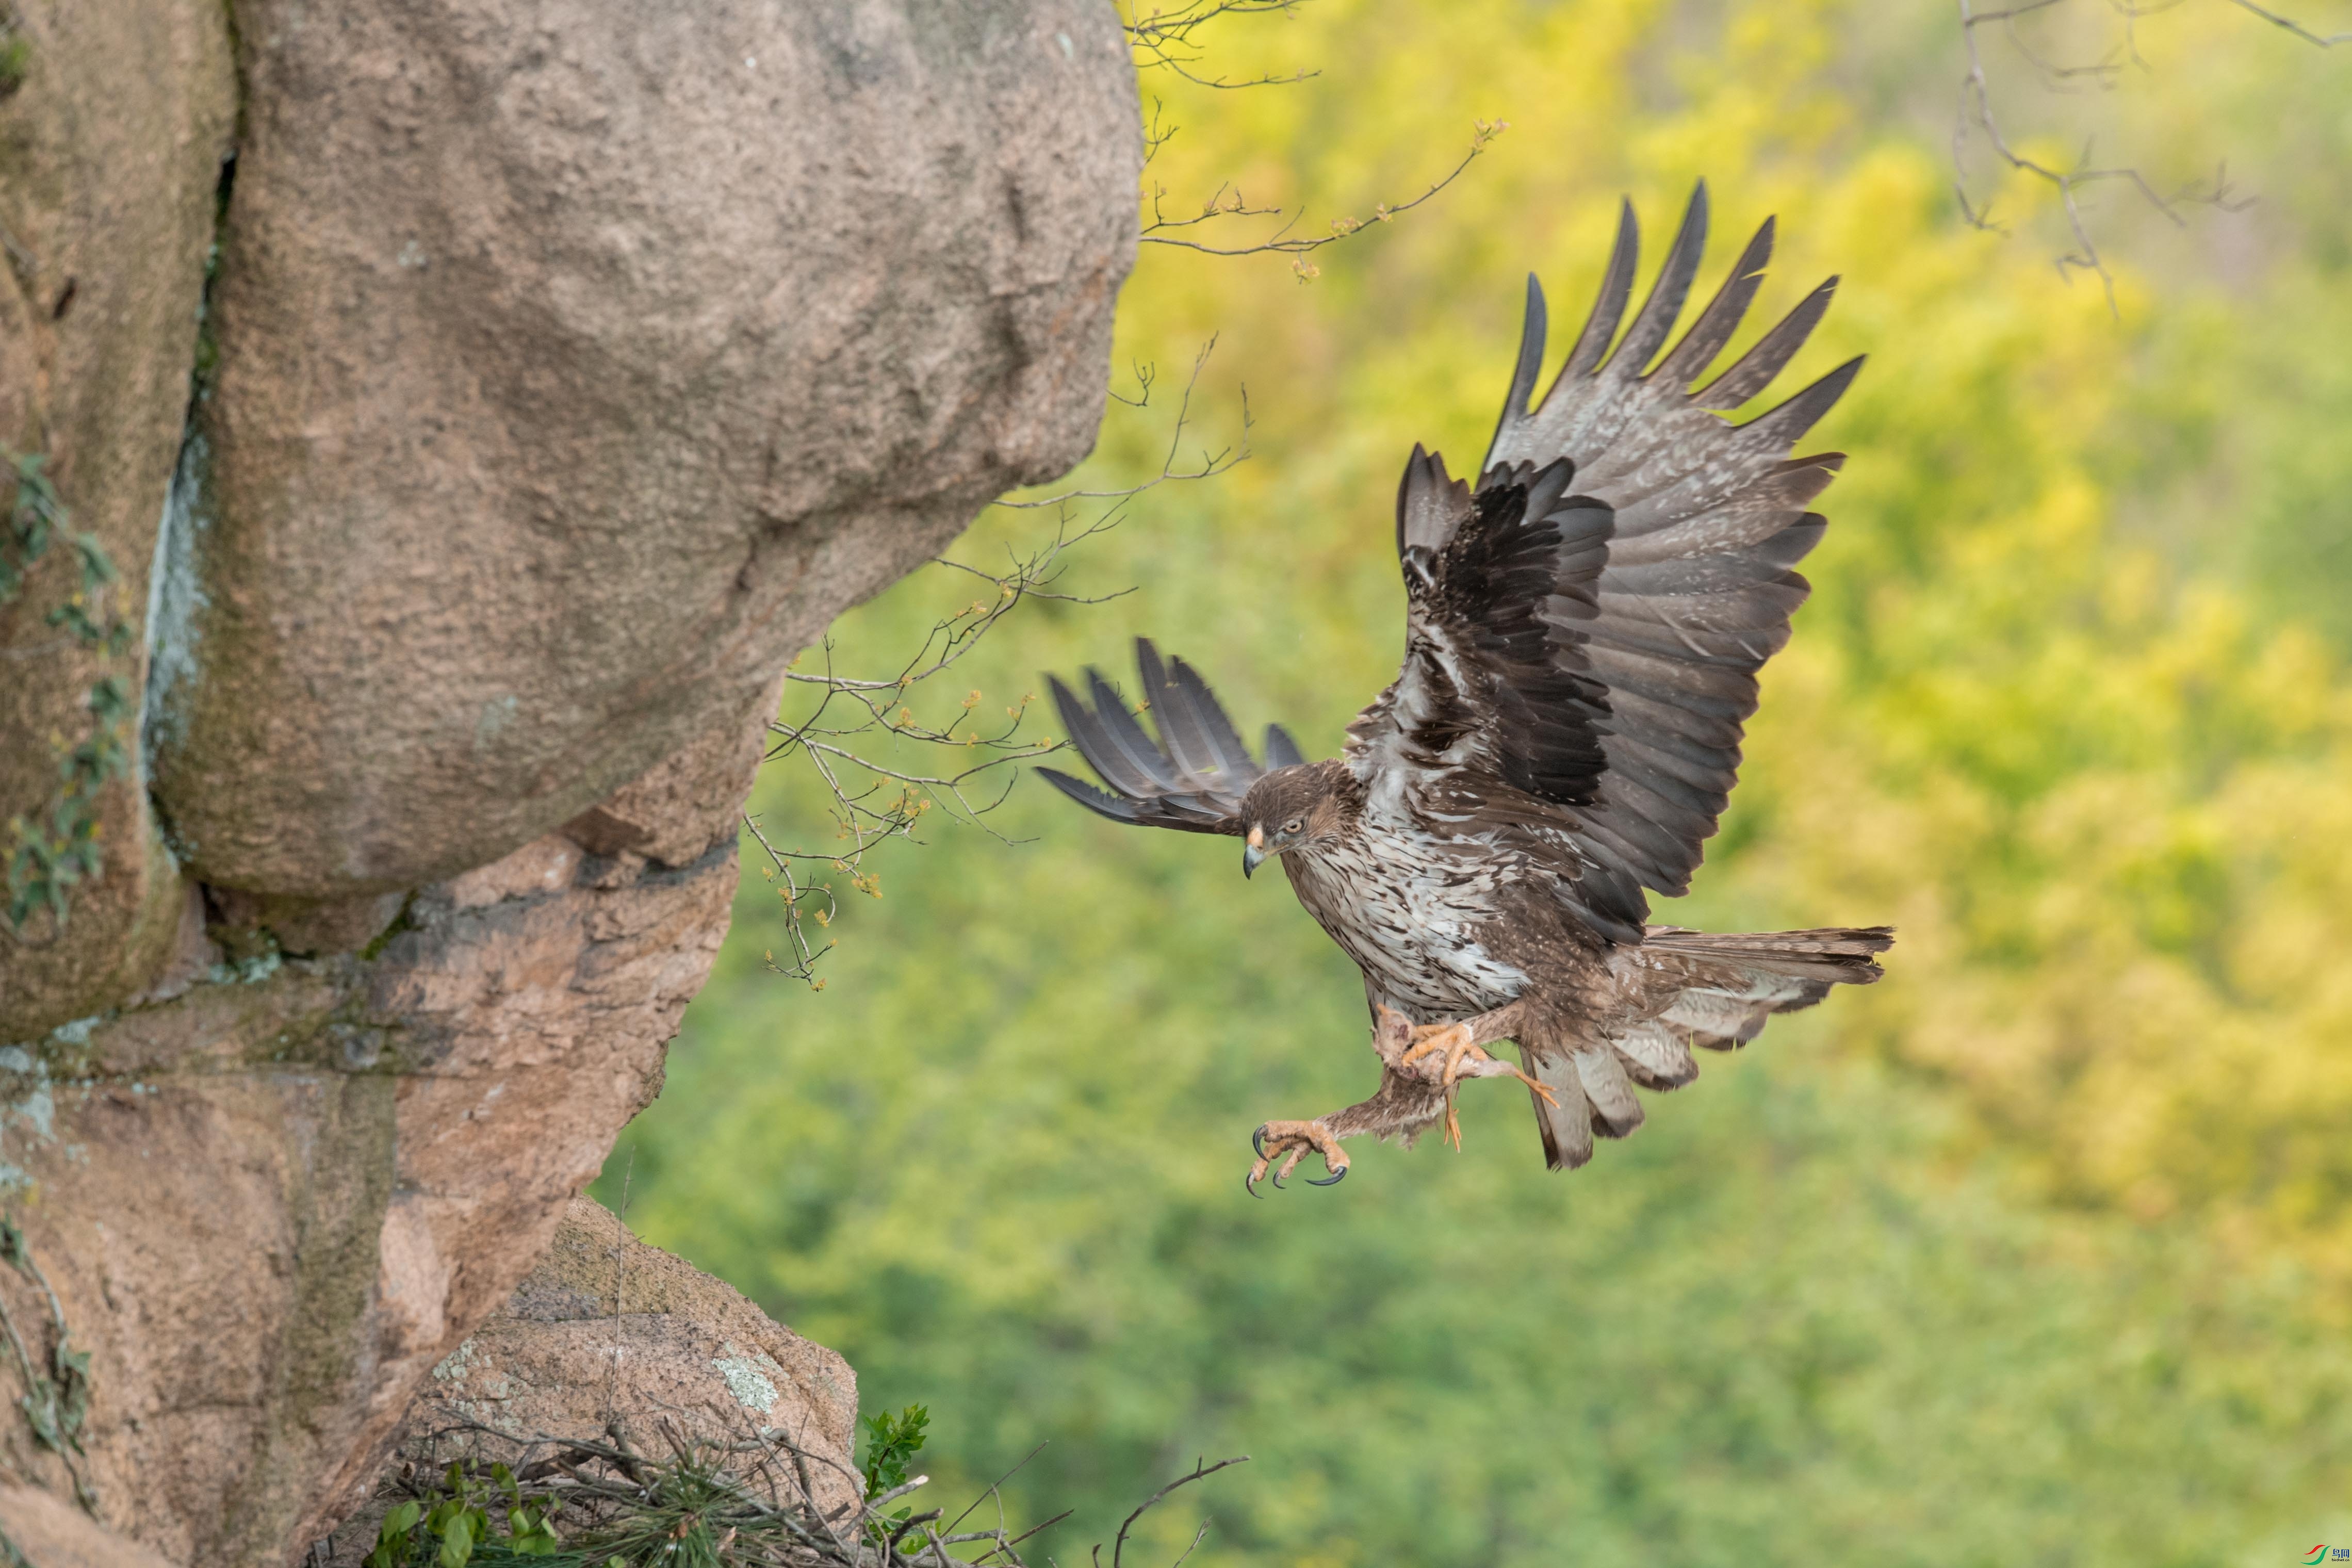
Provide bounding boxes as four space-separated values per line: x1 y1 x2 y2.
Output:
1238 763 1348 878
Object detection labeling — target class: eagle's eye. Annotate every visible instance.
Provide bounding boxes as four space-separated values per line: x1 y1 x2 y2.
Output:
1282 816 1305 836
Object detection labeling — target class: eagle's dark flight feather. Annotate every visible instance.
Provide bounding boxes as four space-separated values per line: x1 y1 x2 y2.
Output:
1040 646 1273 837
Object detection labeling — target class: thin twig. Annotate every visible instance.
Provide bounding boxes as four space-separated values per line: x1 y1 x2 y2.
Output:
1139 124 1506 280
943 1442 1049 1535
1164 1518 1213 1568
1100 1457 1248 1568
1005 1510 1074 1551
2227 0 2351 44
868 1475 932 1511
601 1146 635 1425
1124 0 1316 90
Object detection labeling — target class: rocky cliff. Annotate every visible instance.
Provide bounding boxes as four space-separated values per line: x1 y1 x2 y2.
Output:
0 2 1137 1560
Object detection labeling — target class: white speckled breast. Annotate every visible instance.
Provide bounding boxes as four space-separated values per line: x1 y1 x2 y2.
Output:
1282 816 1531 1019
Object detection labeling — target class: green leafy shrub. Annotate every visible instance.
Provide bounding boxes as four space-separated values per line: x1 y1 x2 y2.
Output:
857 1404 929 1502
363 1465 561 1568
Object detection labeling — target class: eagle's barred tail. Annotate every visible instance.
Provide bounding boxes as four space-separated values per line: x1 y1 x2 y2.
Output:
1638 923 1894 985
1528 924 1894 1171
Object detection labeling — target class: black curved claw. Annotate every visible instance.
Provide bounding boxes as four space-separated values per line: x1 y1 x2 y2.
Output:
1308 1163 1348 1187
1245 1168 1263 1199
1251 1124 1270 1159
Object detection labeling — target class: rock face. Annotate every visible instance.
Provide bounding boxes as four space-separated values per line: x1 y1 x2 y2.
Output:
0 0 236 1037
0 1 1137 1561
147 0 1138 899
323 1198 861 1565
0 827 738 1563
0 1486 176 1568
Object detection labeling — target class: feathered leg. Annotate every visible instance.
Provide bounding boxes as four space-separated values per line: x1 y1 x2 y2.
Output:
1394 1006 1554 1148
1246 1003 1553 1193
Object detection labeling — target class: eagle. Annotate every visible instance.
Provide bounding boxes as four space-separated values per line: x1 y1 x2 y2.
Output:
1040 185 1892 1190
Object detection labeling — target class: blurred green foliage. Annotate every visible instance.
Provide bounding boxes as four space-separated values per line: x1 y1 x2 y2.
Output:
598 1 2352 1561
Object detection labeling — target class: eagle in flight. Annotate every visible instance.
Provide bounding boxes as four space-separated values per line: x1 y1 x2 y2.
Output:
1041 185 1892 1190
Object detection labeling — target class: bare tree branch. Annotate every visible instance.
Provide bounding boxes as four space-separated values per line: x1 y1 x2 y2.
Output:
1124 0 1315 90
1121 2 1504 279
1950 0 2282 314
1139 121 1507 280
746 347 1247 986
1095 1456 1249 1568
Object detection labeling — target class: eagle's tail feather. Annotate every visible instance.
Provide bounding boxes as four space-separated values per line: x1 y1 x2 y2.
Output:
1525 1051 1595 1172
1525 924 1894 1170
1632 923 1891 1058
1639 923 1893 985
1525 1044 1653 1171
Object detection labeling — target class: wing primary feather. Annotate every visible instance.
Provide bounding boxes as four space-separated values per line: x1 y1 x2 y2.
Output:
1264 723 1306 770
1693 275 1838 410
1048 675 1163 799
1044 651 1261 836
1084 670 1184 793
1034 766 1140 823
1396 445 1469 560
1133 638 1171 711
1560 199 1640 382
1134 639 1220 783
1167 656 1261 778
1150 688 1220 786
1656 216 1772 387
1485 274 1549 463
1394 444 1424 560
1741 355 1865 449
1130 636 1224 783
1607 180 1708 380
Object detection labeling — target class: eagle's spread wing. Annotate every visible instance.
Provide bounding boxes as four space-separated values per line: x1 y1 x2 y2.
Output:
1345 182 1859 942
1039 639 1305 836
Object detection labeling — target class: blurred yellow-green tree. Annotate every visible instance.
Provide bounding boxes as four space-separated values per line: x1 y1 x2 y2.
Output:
599 2 2352 1561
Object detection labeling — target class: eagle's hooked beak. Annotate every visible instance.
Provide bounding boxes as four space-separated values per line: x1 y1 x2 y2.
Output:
1242 825 1267 879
